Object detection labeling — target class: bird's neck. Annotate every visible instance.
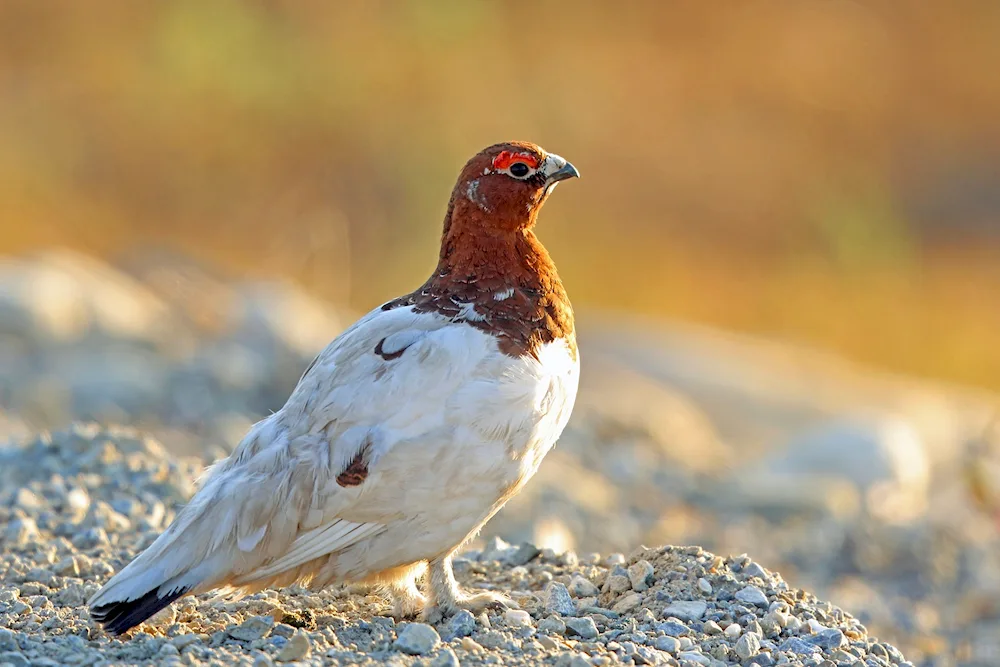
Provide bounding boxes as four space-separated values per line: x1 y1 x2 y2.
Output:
382 212 575 359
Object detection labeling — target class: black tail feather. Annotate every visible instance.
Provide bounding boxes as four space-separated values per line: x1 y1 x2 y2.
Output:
90 586 189 635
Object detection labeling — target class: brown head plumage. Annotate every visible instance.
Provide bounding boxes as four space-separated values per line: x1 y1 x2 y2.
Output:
384 141 580 359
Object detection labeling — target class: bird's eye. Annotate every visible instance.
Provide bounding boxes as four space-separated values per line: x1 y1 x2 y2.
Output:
509 162 531 178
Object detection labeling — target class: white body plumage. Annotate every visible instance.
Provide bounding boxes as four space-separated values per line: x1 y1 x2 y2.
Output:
89 303 579 625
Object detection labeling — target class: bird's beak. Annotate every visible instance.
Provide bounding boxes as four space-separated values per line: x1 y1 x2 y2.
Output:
542 153 581 185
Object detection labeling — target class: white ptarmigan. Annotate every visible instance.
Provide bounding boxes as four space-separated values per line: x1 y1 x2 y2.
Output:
88 141 581 634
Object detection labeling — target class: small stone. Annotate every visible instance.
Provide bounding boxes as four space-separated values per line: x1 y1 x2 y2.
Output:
657 620 690 637
627 560 654 592
544 582 577 616
678 650 710 665
394 622 441 655
569 575 600 598
805 628 846 649
655 636 682 653
613 593 642 613
724 623 741 639
4 518 39 546
505 609 533 627
509 542 542 566
763 610 788 629
746 653 776 667
253 654 275 667
460 637 483 652
158 643 180 657
735 585 768 608
171 634 201 649
446 610 476 639
702 620 722 636
565 616 599 640
275 629 311 662
779 637 821 655
54 556 79 576
606 575 631 594
536 634 560 650
0 653 30 667
432 647 460 667
735 632 762 660
14 488 43 511
538 616 566 635
697 578 712 595
229 615 275 641
662 600 708 621
743 562 768 579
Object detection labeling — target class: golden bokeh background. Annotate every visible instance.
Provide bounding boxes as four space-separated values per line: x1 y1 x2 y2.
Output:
2 1 999 389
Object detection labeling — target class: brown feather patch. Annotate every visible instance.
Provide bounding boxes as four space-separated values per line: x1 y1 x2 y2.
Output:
336 449 370 487
374 337 406 361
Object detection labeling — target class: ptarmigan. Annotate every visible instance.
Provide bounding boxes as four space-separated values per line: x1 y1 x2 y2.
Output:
88 141 581 634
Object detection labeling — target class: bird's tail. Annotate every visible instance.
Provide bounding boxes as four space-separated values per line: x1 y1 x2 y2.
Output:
87 529 231 635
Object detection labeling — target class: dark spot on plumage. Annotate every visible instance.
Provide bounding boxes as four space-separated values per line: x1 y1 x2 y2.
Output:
337 447 370 487
374 337 407 361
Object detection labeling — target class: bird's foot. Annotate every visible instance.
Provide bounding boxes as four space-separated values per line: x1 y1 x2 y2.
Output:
422 589 514 624
390 589 428 620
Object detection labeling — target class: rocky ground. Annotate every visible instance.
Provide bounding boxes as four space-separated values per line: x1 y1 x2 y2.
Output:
0 425 910 667
2 249 1000 666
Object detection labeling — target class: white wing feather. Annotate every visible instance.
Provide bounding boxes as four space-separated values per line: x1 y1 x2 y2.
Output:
90 303 500 605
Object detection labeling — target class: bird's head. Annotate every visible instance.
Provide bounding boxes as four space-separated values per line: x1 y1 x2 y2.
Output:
447 141 580 235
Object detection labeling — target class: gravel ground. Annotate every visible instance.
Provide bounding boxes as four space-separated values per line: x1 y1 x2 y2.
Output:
3 249 1000 666
0 425 912 667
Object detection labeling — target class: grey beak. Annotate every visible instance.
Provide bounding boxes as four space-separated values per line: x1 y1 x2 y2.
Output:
542 153 581 184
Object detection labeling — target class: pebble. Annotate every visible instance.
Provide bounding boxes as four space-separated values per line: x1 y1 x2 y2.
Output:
779 637 821 655
679 650 711 665
544 581 577 616
805 628 846 649
606 575 632 594
432 648 460 667
662 600 708 621
275 629 310 662
228 615 274 641
569 575 601 597
612 593 643 613
509 542 542 566
538 616 567 635
393 623 441 655
657 619 690 637
628 560 655 592
505 609 533 627
565 616 599 640
735 585 769 608
697 578 712 595
735 631 762 660
724 622 741 639
446 610 476 639
4 518 39 546
655 636 682 653
0 653 30 667
460 637 484 653
701 620 722 636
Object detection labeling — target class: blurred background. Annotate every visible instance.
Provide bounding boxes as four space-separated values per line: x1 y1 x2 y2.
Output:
1 2 1000 665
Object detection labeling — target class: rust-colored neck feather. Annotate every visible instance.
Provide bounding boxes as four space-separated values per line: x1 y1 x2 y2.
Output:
384 187 575 359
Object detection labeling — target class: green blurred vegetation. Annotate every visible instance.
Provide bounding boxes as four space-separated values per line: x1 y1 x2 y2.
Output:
1 1 999 389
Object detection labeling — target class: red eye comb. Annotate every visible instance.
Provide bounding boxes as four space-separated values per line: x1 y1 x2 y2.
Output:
492 151 540 171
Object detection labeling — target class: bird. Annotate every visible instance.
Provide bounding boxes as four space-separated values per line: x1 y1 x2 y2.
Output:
88 141 582 635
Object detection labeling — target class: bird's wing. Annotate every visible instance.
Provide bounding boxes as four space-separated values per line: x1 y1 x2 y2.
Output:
91 303 506 606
